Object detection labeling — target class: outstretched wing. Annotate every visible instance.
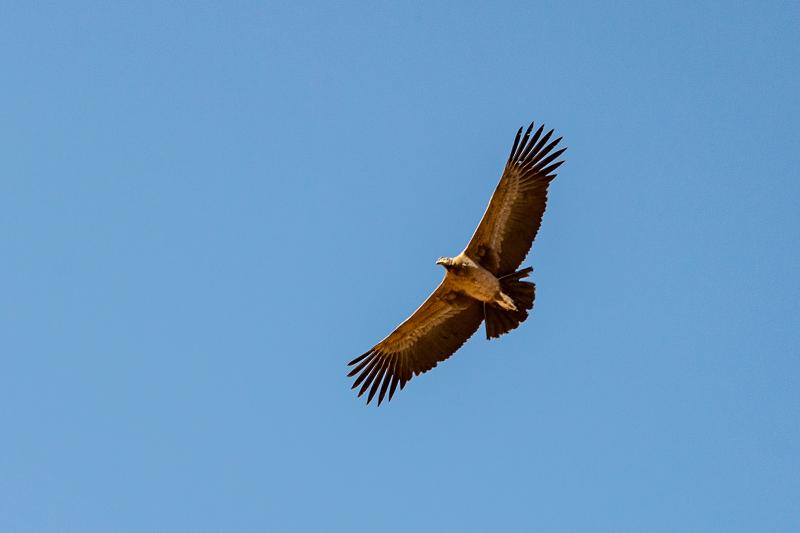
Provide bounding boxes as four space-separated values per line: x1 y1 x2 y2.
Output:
347 281 484 406
464 122 566 276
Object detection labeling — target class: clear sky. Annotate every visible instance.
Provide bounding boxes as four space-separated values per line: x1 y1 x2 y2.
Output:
2 1 798 531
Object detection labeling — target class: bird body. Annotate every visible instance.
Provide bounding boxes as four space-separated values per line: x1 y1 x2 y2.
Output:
348 121 566 405
437 253 514 310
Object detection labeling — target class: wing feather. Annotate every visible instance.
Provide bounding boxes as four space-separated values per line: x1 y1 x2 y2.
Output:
464 122 566 275
347 280 484 405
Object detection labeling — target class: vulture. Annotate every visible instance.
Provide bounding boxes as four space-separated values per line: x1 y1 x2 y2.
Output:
347 121 565 405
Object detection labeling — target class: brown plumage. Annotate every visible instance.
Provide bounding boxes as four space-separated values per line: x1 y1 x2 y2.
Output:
348 122 565 405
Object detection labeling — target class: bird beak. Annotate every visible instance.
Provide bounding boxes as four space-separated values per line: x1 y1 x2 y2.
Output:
436 257 448 266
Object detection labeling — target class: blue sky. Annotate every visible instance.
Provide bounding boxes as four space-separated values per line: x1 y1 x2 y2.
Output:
2 1 798 531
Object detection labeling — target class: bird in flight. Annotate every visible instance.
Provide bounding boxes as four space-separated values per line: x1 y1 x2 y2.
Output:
347 122 566 405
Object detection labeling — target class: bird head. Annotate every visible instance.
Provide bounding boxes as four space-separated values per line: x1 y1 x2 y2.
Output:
436 257 455 269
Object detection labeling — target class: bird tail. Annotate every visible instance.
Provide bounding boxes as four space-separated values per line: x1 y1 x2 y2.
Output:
484 267 536 340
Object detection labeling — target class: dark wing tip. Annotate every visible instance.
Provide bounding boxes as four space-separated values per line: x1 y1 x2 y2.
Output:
387 373 400 402
533 147 567 175
507 126 525 162
376 360 397 406
352 354 381 390
348 350 372 366
366 358 390 404
512 122 535 161
348 349 403 406
347 349 376 377
509 122 554 166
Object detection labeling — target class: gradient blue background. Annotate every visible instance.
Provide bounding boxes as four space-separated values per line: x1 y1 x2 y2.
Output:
2 1 798 531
